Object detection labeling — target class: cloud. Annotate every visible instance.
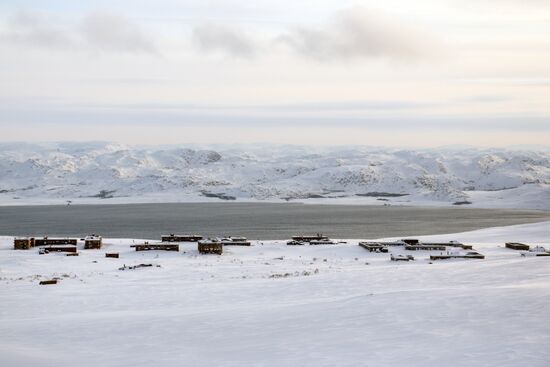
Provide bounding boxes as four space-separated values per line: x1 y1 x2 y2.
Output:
0 10 76 49
192 24 258 58
81 12 156 53
189 7 437 62
2 7 435 61
0 10 157 53
278 6 434 62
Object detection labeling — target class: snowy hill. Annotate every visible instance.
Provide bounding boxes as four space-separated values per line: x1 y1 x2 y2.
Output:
0 142 549 209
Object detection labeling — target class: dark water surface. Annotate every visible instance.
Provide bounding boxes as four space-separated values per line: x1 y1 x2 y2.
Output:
0 203 548 240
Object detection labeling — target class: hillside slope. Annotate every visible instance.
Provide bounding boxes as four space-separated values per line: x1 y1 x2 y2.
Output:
0 142 549 209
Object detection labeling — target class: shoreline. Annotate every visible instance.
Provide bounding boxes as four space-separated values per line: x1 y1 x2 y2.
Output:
1 194 549 212
3 220 550 244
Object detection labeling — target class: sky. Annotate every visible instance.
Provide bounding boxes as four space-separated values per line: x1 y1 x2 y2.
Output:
0 0 549 147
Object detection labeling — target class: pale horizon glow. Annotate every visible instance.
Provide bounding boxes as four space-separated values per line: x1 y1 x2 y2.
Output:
1 0 549 146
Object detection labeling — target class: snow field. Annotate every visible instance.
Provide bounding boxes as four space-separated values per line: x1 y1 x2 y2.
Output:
1 221 550 366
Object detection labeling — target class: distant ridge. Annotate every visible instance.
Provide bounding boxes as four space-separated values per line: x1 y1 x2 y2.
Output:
0 142 548 209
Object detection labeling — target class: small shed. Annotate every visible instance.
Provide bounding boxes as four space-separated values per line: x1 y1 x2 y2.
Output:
84 235 102 249
505 242 530 251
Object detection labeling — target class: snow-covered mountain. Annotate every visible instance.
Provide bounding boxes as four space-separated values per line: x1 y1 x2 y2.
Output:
0 142 549 209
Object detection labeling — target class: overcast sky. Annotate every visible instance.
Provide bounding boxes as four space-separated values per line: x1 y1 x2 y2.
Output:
1 0 549 147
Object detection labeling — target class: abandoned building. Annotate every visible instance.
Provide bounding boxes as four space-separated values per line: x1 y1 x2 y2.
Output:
34 237 78 246
292 234 329 242
405 243 446 251
41 245 77 253
221 237 251 246
131 242 179 251
13 237 35 250
287 240 306 245
161 234 203 242
84 235 102 249
505 242 530 251
430 251 485 260
358 242 389 253
379 240 408 246
401 239 420 246
422 241 473 250
309 239 337 245
198 239 223 255
391 254 414 261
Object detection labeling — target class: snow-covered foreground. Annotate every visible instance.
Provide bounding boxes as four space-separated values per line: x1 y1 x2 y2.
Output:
1 222 550 367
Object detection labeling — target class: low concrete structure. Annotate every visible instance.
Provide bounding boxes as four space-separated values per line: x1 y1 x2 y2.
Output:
161 234 203 242
287 240 305 246
379 241 407 246
39 280 58 285
292 234 329 242
131 242 179 251
42 245 77 253
358 242 389 253
391 254 414 261
35 237 78 246
422 241 473 250
405 244 446 251
221 237 251 246
309 239 337 245
505 242 530 251
430 252 485 260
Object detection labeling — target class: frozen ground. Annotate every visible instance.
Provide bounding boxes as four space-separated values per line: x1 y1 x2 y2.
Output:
1 221 550 367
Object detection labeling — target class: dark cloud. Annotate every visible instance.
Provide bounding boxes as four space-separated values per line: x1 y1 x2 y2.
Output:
277 6 434 62
192 24 257 58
